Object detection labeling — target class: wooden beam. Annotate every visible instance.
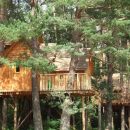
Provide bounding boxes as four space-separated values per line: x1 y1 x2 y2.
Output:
112 116 114 130
121 106 125 130
82 96 86 130
2 98 7 130
14 97 18 130
98 102 102 130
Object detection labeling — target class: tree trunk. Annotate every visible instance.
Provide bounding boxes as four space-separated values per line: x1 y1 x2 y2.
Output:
105 54 113 130
0 0 7 50
128 106 130 130
60 97 73 130
0 0 8 21
32 71 43 130
60 54 78 130
98 102 102 130
0 2 7 128
2 98 7 130
121 106 125 130
72 114 75 130
82 96 87 130
106 101 112 130
60 6 82 130
30 1 43 130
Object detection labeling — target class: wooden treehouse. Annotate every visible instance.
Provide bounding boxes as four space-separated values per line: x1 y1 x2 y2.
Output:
99 73 130 130
100 73 130 106
112 73 130 106
0 42 94 96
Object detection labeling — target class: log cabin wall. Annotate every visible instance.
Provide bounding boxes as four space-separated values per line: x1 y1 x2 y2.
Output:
0 65 31 93
0 42 32 94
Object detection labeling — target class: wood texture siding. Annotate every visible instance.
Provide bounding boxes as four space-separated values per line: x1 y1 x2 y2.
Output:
0 42 93 95
0 65 32 93
39 73 92 91
0 42 32 93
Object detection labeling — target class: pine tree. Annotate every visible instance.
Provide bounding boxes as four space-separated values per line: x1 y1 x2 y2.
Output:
0 1 9 130
1 0 130 130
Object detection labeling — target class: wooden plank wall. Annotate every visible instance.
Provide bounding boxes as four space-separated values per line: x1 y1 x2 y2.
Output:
0 65 32 93
0 42 32 93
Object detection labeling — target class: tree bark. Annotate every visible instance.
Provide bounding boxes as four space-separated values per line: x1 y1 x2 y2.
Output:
60 53 79 130
105 54 113 130
2 98 7 130
32 71 43 130
0 2 7 129
98 102 102 130
121 106 125 130
30 1 43 130
72 114 75 130
82 96 87 130
60 36 81 130
0 0 8 21
0 0 8 51
128 106 130 130
60 7 82 130
106 101 113 130
60 97 73 130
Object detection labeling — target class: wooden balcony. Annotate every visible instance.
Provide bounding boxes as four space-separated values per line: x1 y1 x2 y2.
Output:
39 73 94 96
0 65 94 96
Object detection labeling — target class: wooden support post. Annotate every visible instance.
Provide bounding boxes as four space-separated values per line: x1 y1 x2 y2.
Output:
14 98 18 130
128 106 130 130
86 97 88 130
121 106 125 130
112 115 114 130
2 98 7 130
98 102 102 130
82 96 86 130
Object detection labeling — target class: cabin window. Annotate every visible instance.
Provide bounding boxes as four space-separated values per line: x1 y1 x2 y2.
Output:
16 66 20 72
60 75 63 79
75 74 77 80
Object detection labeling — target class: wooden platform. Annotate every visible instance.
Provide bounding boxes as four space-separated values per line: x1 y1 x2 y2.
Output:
0 72 94 96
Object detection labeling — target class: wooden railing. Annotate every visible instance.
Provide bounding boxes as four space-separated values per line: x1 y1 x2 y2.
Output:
39 73 92 92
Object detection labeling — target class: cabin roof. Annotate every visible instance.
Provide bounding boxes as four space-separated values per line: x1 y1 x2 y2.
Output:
1 42 89 71
0 41 31 60
52 49 88 71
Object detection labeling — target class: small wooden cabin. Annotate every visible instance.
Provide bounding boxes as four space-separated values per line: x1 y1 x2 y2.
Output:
0 42 93 95
112 73 130 105
0 42 32 94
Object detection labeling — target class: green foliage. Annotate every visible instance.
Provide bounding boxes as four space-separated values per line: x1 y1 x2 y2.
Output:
0 18 43 42
0 57 13 66
21 55 56 73
43 119 60 130
1 0 130 129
